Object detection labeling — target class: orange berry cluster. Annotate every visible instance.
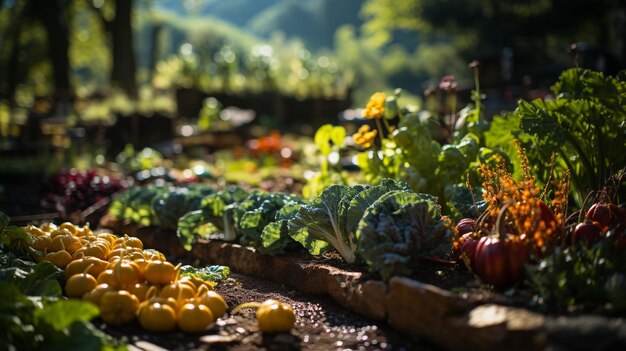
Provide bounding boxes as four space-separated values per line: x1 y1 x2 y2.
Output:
478 142 567 250
352 124 378 148
363 92 386 119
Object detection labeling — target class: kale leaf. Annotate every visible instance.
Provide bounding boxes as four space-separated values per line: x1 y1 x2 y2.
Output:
356 190 452 281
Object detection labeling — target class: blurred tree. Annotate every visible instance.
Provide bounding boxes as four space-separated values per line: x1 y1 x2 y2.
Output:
0 0 72 103
0 1 27 102
32 0 72 100
362 0 621 65
90 0 137 98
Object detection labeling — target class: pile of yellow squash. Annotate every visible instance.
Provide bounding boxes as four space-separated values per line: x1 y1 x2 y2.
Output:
23 222 228 334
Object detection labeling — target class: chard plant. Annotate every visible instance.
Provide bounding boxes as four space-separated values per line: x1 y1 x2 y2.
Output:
485 68 626 205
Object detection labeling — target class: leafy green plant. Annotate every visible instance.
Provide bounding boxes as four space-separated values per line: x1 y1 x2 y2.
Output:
0 282 123 351
527 237 626 311
232 191 302 249
259 203 303 255
0 212 31 246
356 191 453 281
152 185 215 230
177 188 303 255
0 259 63 298
302 124 349 199
486 68 626 204
345 178 410 237
288 184 365 263
355 86 508 219
115 144 164 173
288 179 410 263
108 184 172 226
177 186 250 249
179 265 230 283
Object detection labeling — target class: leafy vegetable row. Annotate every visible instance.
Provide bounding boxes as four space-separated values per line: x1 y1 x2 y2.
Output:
108 178 454 281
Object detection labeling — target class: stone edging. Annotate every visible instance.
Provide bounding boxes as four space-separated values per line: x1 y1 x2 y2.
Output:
100 216 626 351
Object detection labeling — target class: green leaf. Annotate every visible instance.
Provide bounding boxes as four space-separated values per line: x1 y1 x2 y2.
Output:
233 191 301 247
330 126 346 147
177 210 207 251
180 265 230 282
153 186 214 230
337 184 369 237
346 178 410 237
288 184 360 262
20 261 63 297
259 222 287 255
57 322 107 351
259 203 301 255
314 124 333 156
356 190 452 281
36 300 100 331
2 226 31 244
199 186 249 233
0 261 63 297
457 133 480 161
444 184 487 221
0 282 33 311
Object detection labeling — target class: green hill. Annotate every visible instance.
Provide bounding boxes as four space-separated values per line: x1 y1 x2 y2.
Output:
154 0 366 50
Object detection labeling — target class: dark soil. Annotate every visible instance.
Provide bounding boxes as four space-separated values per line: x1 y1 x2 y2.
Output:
101 273 441 351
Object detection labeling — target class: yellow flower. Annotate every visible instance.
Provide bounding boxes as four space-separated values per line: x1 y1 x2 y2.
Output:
353 124 378 148
363 92 386 119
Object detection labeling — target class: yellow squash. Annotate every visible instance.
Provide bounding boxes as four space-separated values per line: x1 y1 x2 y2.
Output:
233 299 296 333
65 257 108 279
143 260 178 285
136 301 177 333
110 260 142 289
177 303 214 333
31 235 52 252
198 290 228 319
159 282 196 301
65 271 98 298
83 284 115 306
44 250 72 269
256 300 296 333
99 290 140 326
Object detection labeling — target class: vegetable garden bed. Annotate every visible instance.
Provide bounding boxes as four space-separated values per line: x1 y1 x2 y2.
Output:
100 215 626 351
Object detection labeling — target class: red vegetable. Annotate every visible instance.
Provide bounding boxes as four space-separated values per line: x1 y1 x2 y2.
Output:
460 233 478 267
572 221 603 246
472 205 530 288
455 218 477 236
586 203 620 232
473 235 529 288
